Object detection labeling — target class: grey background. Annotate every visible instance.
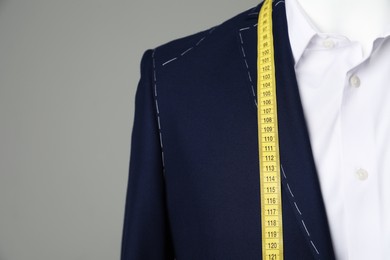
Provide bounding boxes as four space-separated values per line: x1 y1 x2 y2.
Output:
0 0 259 259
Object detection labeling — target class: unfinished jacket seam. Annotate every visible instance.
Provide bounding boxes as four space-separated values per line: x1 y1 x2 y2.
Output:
161 26 218 67
152 49 166 175
281 165 321 257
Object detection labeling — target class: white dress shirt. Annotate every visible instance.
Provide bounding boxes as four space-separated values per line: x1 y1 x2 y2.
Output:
285 0 390 259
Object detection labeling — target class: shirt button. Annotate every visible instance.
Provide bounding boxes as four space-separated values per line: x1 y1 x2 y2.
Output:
349 74 361 88
355 168 368 181
323 39 335 48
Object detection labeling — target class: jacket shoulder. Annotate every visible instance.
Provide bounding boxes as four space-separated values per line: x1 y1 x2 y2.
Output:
151 4 261 67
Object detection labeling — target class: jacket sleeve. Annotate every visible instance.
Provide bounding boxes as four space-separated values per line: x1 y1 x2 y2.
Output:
121 49 174 259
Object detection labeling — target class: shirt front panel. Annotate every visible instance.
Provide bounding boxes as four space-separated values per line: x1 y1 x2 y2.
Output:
285 0 390 259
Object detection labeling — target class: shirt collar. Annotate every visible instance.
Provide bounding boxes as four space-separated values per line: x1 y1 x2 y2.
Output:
285 0 390 66
285 0 318 66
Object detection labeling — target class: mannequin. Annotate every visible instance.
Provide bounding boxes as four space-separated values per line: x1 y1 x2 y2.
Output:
122 1 390 258
296 0 390 56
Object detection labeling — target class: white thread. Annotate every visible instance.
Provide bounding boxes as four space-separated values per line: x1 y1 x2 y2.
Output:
281 164 287 178
301 220 310 237
238 30 257 108
152 50 166 170
239 27 250 31
251 86 256 97
240 45 246 58
159 132 163 148
294 202 302 215
281 164 320 256
247 71 253 82
161 26 217 67
209 26 217 34
311 240 320 255
244 59 249 69
196 36 206 46
155 100 160 114
286 183 294 197
161 151 165 167
275 0 285 7
181 47 193 56
239 33 244 44
162 57 177 66
247 3 260 16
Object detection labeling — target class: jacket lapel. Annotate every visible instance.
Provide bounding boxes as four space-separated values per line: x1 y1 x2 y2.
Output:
238 2 336 259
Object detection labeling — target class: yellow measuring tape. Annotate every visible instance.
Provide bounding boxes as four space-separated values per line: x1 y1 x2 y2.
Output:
257 0 284 259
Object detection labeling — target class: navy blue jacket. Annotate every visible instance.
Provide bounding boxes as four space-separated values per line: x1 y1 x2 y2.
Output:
122 1 336 259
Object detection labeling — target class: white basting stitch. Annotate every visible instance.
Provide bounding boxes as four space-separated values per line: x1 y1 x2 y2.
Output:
247 71 253 82
281 164 287 178
247 12 259 16
251 85 256 97
161 26 217 67
155 100 160 114
159 132 163 148
275 0 285 7
286 183 294 197
311 240 320 255
196 36 206 46
281 164 320 256
181 47 193 56
152 50 166 171
157 116 161 130
253 23 258 27
162 57 177 66
209 26 217 34
161 152 165 168
302 220 310 237
294 202 302 215
238 30 257 108
244 59 249 69
240 45 246 57
239 26 250 31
